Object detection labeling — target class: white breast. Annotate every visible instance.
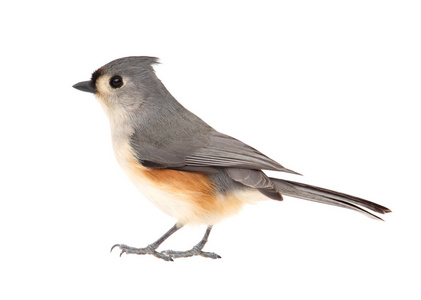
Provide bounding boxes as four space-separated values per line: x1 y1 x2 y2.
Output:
113 137 202 225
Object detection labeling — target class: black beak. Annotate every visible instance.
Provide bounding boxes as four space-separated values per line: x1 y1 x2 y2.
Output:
73 81 97 94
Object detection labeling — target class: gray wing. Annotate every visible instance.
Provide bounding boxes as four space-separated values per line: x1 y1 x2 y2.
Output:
132 129 299 175
184 131 299 174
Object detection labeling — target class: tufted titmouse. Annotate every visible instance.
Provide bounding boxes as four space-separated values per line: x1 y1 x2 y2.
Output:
73 56 391 261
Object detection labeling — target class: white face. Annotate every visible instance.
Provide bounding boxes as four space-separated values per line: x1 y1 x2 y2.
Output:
94 74 138 179
95 74 126 107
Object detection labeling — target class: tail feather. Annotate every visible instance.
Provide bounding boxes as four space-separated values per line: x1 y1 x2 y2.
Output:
271 178 391 220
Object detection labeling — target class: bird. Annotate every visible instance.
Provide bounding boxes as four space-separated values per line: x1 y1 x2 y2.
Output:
73 56 391 261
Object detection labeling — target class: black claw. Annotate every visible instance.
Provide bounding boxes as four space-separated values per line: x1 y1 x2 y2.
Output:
110 244 120 253
164 256 174 262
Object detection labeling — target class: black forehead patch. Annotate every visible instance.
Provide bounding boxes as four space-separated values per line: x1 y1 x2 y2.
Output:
91 68 103 85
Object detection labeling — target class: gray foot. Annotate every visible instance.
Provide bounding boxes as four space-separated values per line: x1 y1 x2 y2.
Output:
161 246 221 259
111 244 173 261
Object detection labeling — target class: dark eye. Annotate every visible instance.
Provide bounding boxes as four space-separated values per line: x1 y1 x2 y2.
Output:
109 75 123 89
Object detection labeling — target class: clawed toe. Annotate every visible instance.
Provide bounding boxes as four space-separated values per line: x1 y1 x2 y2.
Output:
110 244 173 261
199 251 221 259
161 248 221 259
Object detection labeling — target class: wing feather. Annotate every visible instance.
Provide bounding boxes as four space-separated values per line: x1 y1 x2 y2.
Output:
130 113 298 174
184 131 299 174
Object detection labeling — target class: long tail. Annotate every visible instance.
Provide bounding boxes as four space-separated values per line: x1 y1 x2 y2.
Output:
271 178 392 220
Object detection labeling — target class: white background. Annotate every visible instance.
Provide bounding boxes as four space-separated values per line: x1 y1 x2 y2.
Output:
1 1 420 299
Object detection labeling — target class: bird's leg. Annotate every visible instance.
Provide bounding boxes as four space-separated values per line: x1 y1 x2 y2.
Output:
111 223 181 261
161 225 221 259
